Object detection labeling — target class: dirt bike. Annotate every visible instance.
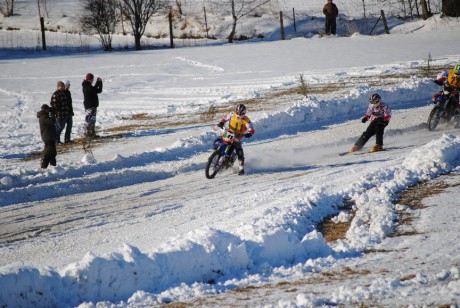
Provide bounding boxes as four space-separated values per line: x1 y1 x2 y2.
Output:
205 129 239 179
427 85 457 131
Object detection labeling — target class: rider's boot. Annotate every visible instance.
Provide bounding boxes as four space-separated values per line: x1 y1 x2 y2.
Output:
455 115 460 128
238 159 245 175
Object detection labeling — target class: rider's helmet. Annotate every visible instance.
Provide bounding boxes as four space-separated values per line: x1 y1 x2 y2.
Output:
235 104 247 116
369 93 382 105
453 62 460 76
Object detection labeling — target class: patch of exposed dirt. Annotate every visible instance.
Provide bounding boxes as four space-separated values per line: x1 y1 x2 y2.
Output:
317 197 355 242
391 174 460 237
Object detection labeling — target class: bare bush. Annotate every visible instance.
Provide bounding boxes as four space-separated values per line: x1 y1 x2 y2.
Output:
119 0 167 50
80 0 119 51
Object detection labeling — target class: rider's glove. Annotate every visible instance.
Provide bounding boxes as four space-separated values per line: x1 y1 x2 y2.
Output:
383 121 389 127
217 122 224 129
361 117 368 123
244 133 252 138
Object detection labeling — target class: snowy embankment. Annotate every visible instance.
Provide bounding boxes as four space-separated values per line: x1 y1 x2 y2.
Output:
1 79 460 306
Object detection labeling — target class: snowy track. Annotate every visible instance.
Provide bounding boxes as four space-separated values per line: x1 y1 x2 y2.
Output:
1 13 460 306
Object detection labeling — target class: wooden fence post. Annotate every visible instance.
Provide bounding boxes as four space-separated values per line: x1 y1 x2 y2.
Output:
292 8 296 32
280 11 285 40
203 6 209 38
40 17 47 51
169 11 174 48
381 10 390 34
369 10 390 35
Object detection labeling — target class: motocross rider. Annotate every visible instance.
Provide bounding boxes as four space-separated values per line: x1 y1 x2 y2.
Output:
217 104 255 175
434 62 460 128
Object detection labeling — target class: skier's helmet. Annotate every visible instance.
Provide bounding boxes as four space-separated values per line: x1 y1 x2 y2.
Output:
235 104 247 116
453 62 460 76
369 93 382 105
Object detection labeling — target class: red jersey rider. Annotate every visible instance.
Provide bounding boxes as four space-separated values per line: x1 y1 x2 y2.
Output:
434 62 460 128
349 93 392 153
217 104 255 175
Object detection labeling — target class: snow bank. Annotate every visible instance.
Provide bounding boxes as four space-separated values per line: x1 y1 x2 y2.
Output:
1 134 459 306
342 134 460 249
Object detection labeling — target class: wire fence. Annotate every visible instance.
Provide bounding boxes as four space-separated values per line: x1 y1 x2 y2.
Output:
0 0 444 55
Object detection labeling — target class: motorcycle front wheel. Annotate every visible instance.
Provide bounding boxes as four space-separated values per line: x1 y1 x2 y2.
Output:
205 150 222 179
427 105 443 131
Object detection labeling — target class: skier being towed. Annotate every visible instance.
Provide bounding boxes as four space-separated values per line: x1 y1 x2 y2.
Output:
349 93 392 153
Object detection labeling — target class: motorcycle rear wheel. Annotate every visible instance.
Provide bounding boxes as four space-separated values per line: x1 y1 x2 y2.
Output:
205 150 222 179
427 105 442 131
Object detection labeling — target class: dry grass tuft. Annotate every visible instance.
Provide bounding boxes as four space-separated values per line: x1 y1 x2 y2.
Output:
319 219 353 242
318 198 355 243
392 177 455 237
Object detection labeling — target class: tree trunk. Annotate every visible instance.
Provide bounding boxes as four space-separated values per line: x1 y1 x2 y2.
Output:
442 0 460 17
2 0 14 17
228 0 237 43
228 16 237 43
420 0 431 19
134 33 142 50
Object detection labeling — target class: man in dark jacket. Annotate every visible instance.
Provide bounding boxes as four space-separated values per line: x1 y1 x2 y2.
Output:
323 0 339 35
50 81 69 145
82 73 103 139
63 79 74 143
37 104 57 168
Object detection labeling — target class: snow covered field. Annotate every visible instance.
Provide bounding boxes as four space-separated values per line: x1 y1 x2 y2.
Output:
1 1 460 307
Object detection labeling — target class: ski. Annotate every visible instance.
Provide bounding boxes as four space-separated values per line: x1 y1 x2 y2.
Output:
355 149 388 155
339 149 388 156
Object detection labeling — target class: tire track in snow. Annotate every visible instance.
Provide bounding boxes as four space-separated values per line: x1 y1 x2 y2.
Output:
174 56 225 72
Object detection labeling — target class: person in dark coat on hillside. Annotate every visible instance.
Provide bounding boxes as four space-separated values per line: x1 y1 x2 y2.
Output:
82 73 103 139
37 104 57 169
62 79 74 143
50 81 69 145
323 0 339 35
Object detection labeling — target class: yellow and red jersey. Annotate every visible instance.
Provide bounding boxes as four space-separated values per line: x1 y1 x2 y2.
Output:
447 69 460 93
220 113 255 139
436 70 460 94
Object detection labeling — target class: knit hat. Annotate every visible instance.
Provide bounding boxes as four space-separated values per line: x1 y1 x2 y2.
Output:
57 81 65 87
41 104 51 110
85 73 94 81
63 79 71 86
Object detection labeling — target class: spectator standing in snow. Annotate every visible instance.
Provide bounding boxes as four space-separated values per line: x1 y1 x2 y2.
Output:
62 79 74 143
323 0 339 35
349 93 392 153
37 104 57 168
50 81 69 146
82 73 103 139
